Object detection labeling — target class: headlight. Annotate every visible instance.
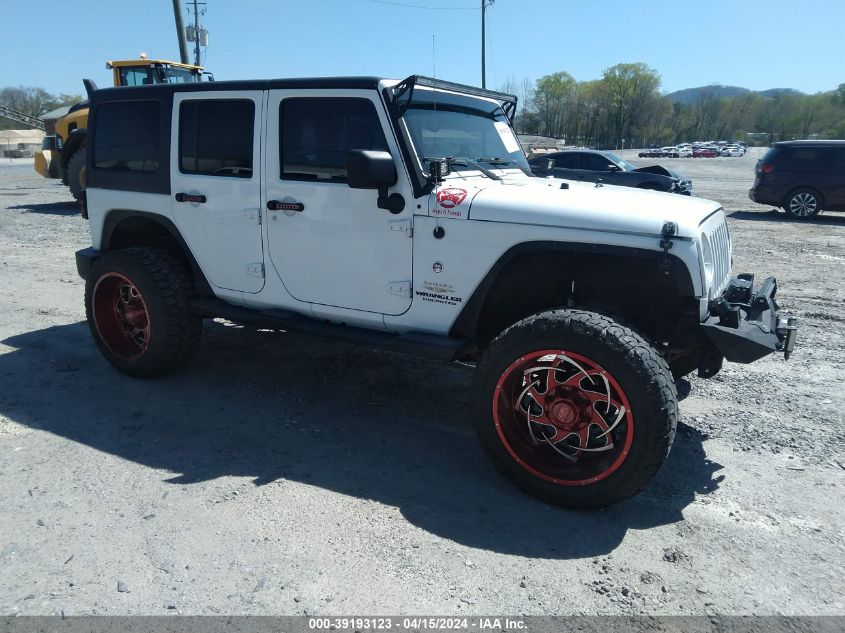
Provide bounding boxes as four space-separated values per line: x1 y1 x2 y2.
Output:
700 232 714 295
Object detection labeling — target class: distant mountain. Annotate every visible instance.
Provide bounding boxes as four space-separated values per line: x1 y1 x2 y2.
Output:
757 88 804 98
664 85 805 104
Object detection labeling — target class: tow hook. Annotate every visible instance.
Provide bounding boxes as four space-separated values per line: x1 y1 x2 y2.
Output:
776 315 799 359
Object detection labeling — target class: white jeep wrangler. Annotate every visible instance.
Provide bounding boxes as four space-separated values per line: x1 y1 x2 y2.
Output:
76 75 797 508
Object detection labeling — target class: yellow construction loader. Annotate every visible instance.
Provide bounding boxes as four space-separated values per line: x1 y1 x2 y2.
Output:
35 56 210 198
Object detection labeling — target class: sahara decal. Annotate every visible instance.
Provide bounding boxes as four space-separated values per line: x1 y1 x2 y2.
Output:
432 187 470 218
415 280 463 306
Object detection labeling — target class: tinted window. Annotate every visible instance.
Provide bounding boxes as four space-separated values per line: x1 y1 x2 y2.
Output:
584 153 613 171
760 147 780 165
828 147 845 171
779 147 824 171
554 153 579 169
179 99 254 178
119 67 152 86
281 98 388 181
93 100 160 172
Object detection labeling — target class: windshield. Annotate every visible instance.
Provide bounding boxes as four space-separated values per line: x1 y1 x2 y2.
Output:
604 152 637 171
156 65 202 83
400 88 529 173
118 65 203 86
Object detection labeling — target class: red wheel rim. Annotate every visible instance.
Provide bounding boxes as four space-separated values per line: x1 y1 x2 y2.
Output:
492 350 634 486
91 272 151 361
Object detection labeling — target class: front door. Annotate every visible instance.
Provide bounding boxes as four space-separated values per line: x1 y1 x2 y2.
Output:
264 90 413 315
170 91 264 293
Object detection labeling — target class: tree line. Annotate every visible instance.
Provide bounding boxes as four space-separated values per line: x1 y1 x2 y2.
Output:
501 63 845 149
0 87 82 131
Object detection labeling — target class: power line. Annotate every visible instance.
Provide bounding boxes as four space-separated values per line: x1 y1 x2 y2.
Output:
361 0 478 10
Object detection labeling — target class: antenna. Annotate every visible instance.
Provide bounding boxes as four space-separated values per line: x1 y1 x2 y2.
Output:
432 33 436 79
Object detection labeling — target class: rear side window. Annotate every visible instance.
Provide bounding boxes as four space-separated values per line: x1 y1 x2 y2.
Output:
760 147 780 165
778 146 825 170
823 147 845 172
93 101 160 172
280 98 388 181
554 153 579 169
179 99 254 178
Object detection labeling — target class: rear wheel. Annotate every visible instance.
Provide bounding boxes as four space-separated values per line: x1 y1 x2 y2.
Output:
784 189 822 218
67 150 86 200
85 247 202 377
473 310 677 509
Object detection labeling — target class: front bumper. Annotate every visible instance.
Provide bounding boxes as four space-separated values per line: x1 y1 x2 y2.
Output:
701 275 798 364
674 179 693 195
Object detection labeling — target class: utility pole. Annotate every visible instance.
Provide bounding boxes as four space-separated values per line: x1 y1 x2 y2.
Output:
192 0 202 67
481 0 494 89
171 0 189 64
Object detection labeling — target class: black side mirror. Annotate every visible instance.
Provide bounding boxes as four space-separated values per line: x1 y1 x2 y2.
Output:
347 150 404 213
608 164 620 172
347 150 396 189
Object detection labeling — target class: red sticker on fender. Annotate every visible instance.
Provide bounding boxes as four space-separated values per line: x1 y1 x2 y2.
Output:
436 187 468 209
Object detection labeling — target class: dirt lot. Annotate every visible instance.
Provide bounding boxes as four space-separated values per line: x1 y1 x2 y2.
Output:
1 149 843 616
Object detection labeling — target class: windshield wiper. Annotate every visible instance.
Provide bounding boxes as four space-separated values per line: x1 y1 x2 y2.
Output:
449 158 502 181
476 157 533 177
423 157 502 181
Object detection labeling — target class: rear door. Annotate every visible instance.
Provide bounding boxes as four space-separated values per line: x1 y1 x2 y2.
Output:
552 152 583 180
170 91 265 293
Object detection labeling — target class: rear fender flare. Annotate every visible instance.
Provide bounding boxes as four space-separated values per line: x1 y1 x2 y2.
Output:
101 210 213 296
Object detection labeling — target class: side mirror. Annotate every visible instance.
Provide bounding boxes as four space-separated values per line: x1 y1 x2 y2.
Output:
544 158 555 171
608 164 620 172
347 150 404 214
347 150 396 189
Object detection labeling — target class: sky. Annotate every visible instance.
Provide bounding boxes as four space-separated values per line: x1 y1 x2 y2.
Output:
2 0 842 98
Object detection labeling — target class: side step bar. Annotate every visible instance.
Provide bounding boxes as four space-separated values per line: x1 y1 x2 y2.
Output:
189 297 471 362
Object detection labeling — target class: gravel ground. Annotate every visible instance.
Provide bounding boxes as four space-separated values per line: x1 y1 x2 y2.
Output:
0 150 843 616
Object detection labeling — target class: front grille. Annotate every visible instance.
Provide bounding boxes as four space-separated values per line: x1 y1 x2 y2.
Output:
701 211 732 298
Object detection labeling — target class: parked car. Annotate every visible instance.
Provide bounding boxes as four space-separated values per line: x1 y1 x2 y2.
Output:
721 146 744 157
528 149 692 194
693 146 719 158
662 146 680 158
677 147 693 158
749 140 845 218
638 148 663 158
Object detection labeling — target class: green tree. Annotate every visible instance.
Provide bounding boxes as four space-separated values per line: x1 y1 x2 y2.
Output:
0 87 82 130
600 63 661 148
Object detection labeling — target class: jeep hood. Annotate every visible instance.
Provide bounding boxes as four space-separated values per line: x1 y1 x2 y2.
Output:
463 177 721 238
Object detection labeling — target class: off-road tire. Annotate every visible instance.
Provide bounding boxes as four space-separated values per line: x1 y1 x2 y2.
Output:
784 188 822 219
472 309 678 509
85 247 202 377
67 150 86 201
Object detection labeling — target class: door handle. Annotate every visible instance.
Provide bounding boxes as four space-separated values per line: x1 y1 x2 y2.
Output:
175 193 207 203
267 200 304 212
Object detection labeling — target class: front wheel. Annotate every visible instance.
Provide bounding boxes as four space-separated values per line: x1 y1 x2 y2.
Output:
472 310 678 508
